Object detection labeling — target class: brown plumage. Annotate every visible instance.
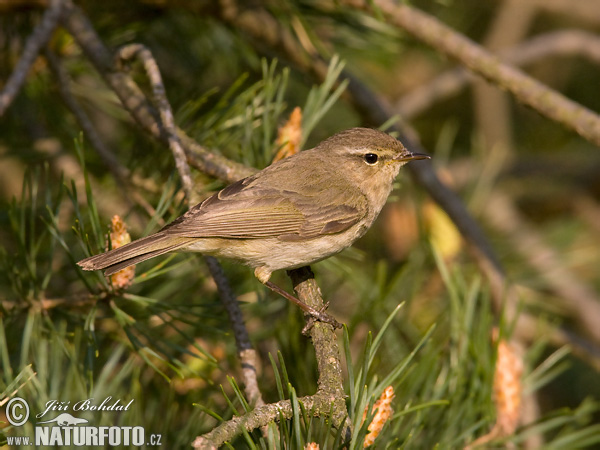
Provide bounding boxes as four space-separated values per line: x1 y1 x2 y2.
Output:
78 128 429 284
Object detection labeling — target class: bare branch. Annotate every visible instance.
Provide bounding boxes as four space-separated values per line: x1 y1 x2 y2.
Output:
60 1 252 184
397 30 600 119
205 256 265 409
0 0 64 116
348 0 600 147
115 43 196 204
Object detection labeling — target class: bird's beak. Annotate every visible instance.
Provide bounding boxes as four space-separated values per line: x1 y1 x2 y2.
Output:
394 151 431 162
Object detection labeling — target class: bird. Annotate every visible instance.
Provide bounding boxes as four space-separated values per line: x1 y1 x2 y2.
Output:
78 127 429 325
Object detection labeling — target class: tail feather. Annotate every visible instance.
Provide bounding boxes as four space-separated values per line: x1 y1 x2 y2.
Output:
77 233 193 275
102 246 187 276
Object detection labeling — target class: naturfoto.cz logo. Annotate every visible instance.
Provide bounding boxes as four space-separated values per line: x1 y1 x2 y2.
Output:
4 396 162 447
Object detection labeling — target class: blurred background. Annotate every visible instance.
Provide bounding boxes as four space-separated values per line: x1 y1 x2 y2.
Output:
1 0 600 447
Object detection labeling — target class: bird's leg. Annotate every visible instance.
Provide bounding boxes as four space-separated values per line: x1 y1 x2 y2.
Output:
263 281 341 330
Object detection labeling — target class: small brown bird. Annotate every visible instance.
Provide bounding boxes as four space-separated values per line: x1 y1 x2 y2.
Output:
78 128 429 323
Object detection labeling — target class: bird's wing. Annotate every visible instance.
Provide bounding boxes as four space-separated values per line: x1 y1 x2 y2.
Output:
161 176 368 240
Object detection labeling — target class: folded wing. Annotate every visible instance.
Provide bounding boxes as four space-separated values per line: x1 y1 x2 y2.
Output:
162 176 368 240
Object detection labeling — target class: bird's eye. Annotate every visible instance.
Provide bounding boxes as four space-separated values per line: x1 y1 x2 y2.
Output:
364 153 378 165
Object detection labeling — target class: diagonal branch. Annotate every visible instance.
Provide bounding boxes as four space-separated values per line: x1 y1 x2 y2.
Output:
349 0 600 147
204 256 265 408
396 29 600 119
114 43 196 204
0 0 65 116
59 1 253 184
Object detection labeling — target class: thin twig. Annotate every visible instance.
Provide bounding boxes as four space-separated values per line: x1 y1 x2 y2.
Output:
348 0 600 147
0 0 64 116
115 43 196 204
60 1 252 183
204 256 265 408
396 29 600 119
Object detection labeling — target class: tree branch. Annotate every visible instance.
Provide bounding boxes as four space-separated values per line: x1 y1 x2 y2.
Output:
60 0 253 184
0 0 64 116
396 29 600 119
114 43 196 204
349 0 600 147
205 256 265 409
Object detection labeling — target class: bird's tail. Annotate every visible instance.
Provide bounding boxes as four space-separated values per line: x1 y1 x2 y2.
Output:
77 233 193 276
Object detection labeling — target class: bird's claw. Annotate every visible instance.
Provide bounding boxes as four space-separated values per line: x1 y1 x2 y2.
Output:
302 302 342 335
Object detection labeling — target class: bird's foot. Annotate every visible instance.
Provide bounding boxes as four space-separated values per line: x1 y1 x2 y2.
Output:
263 281 342 333
301 302 341 334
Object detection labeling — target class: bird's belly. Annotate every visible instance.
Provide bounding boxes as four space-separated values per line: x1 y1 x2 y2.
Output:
184 229 363 272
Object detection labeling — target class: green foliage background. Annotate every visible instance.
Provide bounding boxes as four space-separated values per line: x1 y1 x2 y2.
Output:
1 1 600 448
